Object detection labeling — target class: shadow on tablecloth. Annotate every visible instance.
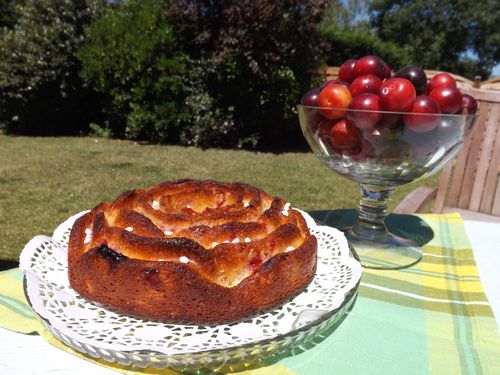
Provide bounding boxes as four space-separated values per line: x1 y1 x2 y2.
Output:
0 260 19 271
308 209 434 247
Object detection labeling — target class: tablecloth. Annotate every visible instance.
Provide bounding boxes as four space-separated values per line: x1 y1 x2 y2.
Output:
1 213 500 374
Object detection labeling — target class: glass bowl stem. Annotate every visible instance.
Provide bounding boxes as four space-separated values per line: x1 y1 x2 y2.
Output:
345 183 422 270
350 184 393 242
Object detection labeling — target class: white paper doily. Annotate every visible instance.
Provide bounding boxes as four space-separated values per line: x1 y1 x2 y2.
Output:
20 210 361 371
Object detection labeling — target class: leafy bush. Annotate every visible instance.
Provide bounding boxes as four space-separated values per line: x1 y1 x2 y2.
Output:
0 0 106 135
169 0 330 148
0 0 24 29
179 61 240 147
78 0 329 148
79 0 235 147
78 0 190 143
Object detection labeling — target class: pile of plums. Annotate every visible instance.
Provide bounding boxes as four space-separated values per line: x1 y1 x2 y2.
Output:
301 55 478 160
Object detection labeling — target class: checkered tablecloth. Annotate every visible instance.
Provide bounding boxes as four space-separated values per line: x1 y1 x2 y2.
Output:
1 213 499 374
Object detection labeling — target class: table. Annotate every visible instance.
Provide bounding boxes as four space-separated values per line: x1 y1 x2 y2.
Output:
1 218 499 374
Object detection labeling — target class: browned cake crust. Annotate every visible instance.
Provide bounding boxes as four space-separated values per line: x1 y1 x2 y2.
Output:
68 179 317 324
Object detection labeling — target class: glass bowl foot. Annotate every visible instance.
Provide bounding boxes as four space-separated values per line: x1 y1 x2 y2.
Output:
343 230 422 270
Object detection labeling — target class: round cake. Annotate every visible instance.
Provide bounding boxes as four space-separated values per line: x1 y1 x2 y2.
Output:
68 179 317 324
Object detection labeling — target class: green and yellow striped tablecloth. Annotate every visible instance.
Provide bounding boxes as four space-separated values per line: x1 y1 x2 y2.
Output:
1 213 500 374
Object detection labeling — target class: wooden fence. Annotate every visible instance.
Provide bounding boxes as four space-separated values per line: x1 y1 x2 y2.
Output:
315 66 500 91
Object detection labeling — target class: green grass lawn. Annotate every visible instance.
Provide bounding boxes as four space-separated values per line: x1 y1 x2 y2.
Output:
0 134 439 261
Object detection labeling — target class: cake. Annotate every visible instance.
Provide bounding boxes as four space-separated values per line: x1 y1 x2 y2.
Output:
68 179 317 324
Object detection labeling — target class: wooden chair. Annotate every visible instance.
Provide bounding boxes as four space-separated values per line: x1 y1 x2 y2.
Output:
315 66 340 81
395 88 500 222
480 76 500 91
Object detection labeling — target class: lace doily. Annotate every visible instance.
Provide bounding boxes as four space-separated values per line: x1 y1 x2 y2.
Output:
20 210 361 370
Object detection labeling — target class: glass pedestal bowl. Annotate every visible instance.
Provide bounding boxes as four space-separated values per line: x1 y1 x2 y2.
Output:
298 105 477 269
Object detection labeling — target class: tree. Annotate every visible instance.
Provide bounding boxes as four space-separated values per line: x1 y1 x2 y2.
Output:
368 0 500 79
0 0 107 135
316 0 410 76
320 0 369 29
318 23 410 70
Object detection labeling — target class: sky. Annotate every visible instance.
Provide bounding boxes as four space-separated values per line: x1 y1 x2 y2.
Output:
492 65 500 78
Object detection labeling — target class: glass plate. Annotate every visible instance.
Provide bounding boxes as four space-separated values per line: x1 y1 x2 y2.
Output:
20 210 361 372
